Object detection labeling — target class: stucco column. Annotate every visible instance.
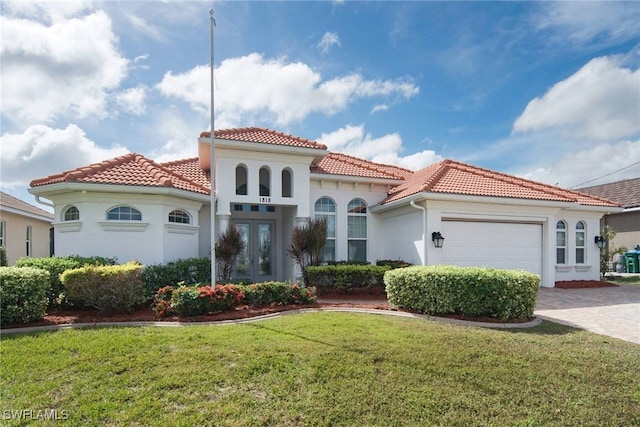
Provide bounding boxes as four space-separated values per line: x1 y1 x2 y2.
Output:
217 214 230 236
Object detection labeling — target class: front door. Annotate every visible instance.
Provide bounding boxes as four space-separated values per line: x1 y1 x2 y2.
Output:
234 220 276 283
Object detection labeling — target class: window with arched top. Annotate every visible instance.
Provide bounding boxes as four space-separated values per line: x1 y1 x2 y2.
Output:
107 206 142 221
259 167 270 197
348 198 367 262
235 164 248 195
576 221 586 264
315 197 336 262
282 168 292 198
556 220 567 264
63 206 80 221
168 209 191 224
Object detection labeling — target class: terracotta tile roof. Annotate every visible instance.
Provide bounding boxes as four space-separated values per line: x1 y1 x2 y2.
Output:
30 154 210 195
382 159 620 207
0 191 54 219
311 152 413 181
577 177 640 209
161 158 211 189
200 127 327 150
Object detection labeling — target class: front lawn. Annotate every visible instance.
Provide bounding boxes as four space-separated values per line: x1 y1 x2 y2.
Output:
1 313 639 426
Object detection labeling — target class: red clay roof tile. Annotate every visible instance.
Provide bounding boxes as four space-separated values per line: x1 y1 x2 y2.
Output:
200 127 327 150
311 152 412 180
578 177 640 209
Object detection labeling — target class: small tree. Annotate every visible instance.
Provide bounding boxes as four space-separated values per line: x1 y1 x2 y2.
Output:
215 223 246 282
287 217 328 286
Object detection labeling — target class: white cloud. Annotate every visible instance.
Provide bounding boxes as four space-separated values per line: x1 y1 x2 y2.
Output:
535 2 640 46
318 32 340 53
0 124 129 188
513 55 640 141
156 53 419 127
125 13 165 42
0 10 128 126
519 140 640 188
317 124 442 171
371 104 389 114
116 87 147 116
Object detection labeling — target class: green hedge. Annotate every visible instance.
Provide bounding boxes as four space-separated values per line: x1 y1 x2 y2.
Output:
142 258 212 297
384 265 539 320
16 255 117 307
241 282 317 307
0 267 50 326
60 262 145 314
170 284 245 317
306 265 391 291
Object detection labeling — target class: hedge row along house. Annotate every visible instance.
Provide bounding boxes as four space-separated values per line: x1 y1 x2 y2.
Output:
29 127 621 287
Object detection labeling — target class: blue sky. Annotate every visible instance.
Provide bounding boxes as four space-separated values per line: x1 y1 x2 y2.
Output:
1 1 639 207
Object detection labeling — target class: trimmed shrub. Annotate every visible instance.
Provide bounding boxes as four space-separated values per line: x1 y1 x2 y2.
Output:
61 262 145 314
0 267 50 326
384 265 539 320
376 259 412 269
170 284 245 317
142 258 212 297
16 255 116 307
306 264 391 291
0 246 7 266
240 282 317 307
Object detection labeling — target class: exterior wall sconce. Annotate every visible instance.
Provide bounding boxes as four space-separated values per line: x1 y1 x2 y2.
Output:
432 231 445 248
594 235 607 249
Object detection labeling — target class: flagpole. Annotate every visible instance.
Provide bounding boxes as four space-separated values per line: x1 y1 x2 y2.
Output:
209 8 216 285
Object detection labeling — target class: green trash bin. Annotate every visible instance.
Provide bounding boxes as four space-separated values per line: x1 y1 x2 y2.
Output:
624 252 640 273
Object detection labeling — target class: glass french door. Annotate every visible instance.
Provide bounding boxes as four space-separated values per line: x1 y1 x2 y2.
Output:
234 220 276 283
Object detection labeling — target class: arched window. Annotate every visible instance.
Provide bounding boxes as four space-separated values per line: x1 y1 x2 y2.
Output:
575 221 586 264
259 167 270 197
235 164 248 195
348 198 367 262
315 197 336 262
107 206 142 221
282 168 292 198
63 206 80 221
168 209 191 224
556 220 567 264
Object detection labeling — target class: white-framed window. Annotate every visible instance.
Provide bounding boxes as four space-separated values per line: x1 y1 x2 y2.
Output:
235 164 248 195
314 197 336 262
259 166 270 197
576 221 586 264
282 168 292 198
347 198 367 262
556 220 567 264
26 225 32 257
168 209 191 224
107 206 142 221
0 220 5 247
63 206 80 221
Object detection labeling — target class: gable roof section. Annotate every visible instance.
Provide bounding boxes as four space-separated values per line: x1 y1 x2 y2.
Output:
200 127 327 151
311 152 413 181
577 177 640 209
0 191 54 219
382 159 619 207
30 154 210 195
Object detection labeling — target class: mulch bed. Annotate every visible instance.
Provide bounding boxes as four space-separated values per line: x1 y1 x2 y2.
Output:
554 280 618 289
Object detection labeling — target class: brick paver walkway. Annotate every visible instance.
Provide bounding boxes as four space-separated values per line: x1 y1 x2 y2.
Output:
535 284 640 344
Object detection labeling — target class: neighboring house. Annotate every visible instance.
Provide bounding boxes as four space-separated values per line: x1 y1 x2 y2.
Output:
0 191 54 265
29 127 621 287
578 177 640 252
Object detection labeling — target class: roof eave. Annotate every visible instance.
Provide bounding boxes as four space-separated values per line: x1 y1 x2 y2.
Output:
0 205 53 222
29 182 212 203
370 191 620 213
310 172 404 186
198 137 328 157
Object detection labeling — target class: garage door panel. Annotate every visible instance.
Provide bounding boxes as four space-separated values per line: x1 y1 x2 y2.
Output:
442 221 542 276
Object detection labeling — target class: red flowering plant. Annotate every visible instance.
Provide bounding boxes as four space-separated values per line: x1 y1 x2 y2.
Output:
170 284 245 317
151 285 175 318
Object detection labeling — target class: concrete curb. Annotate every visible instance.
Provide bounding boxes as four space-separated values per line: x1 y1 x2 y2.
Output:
0 307 542 335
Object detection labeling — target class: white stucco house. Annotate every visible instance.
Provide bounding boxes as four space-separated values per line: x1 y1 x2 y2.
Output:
29 127 621 287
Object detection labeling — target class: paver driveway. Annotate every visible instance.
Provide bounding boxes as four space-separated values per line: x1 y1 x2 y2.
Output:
535 284 640 344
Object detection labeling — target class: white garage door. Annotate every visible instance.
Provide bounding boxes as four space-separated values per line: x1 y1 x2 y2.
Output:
441 221 542 276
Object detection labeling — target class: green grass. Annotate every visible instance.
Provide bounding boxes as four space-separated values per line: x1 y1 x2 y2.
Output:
2 313 639 426
607 275 640 286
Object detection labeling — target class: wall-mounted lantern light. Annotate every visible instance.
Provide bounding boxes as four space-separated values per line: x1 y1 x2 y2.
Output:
594 235 607 249
432 231 445 248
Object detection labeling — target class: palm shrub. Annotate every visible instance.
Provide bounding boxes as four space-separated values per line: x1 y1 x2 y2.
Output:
287 217 328 286
215 222 246 282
